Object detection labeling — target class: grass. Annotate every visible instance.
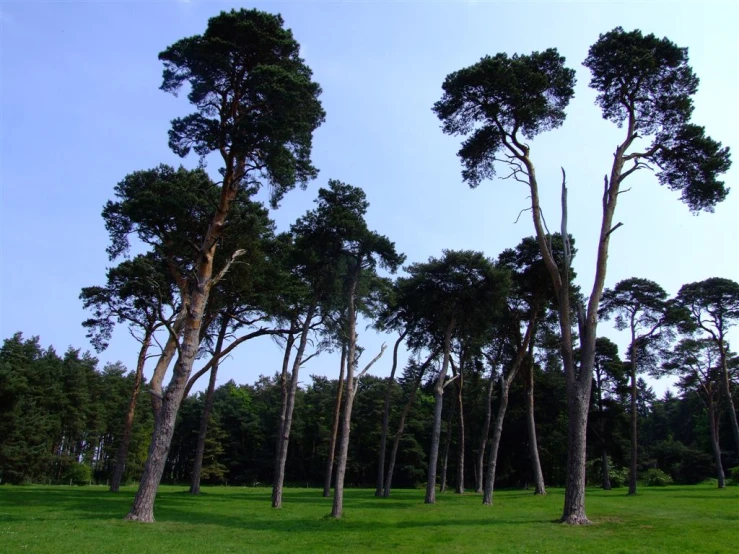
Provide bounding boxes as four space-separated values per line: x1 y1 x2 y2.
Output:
0 484 737 553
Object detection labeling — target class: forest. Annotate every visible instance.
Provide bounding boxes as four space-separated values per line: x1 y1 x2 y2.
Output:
1 7 737 530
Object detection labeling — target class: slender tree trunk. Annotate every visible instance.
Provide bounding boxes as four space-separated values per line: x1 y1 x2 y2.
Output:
628 344 638 495
718 343 739 455
560 381 592 524
524 351 546 495
149 335 178 420
110 331 152 492
708 396 725 488
323 342 346 497
274 325 296 488
273 304 316 508
482 378 509 505
384 350 436 497
425 321 454 504
454 357 465 494
190 318 228 495
375 330 407 496
440 389 457 493
333 266 387 518
476 363 497 493
596 374 611 491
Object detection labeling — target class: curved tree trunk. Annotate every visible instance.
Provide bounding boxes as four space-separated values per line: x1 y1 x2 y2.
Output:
110 331 152 492
384 349 436 497
524 352 546 495
273 305 316 508
375 330 407 496
440 389 457 493
189 318 228 495
323 342 346 497
708 395 725 488
424 321 454 504
149 335 178 420
718 343 739 455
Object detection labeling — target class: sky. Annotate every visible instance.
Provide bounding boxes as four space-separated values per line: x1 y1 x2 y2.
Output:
2 0 738 398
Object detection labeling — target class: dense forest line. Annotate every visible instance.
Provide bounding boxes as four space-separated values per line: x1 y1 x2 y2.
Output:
2 330 737 490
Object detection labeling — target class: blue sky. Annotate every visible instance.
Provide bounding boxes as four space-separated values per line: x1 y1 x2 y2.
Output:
2 0 738 396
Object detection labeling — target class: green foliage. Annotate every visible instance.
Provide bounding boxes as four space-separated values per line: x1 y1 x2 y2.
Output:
728 466 739 485
648 439 714 484
586 457 628 488
63 462 92 486
433 50 575 187
159 8 325 206
642 468 674 487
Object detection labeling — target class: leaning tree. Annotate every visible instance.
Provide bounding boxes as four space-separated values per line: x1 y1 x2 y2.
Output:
103 9 325 522
433 28 731 523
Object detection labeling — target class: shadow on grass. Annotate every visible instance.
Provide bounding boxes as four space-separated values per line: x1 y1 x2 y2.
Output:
1 487 550 531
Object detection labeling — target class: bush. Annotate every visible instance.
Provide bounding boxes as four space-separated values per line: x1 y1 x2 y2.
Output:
586 456 627 488
648 440 713 484
64 462 92 486
642 468 673 486
728 466 739 485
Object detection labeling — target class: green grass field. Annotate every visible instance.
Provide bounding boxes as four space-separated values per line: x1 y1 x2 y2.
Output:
0 484 736 553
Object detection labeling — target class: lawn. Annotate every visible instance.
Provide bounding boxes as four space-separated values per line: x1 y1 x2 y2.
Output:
0 484 736 553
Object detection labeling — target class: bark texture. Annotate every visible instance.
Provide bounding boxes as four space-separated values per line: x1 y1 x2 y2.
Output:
524 353 546 495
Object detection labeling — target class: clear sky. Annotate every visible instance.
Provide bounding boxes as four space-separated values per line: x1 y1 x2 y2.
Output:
2 0 738 397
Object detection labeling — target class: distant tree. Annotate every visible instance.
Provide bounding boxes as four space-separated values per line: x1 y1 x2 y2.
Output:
591 337 626 490
662 338 731 487
600 278 670 494
674 278 739 455
434 27 731 523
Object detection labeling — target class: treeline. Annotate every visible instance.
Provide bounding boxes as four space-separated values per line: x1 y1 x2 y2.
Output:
2 332 736 489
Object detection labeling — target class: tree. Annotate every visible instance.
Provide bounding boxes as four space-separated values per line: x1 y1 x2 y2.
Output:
591 337 626 490
662 338 730 487
433 28 731 523
398 250 509 504
110 9 324 522
328 182 404 519
600 278 670 494
80 254 174 492
674 278 739 455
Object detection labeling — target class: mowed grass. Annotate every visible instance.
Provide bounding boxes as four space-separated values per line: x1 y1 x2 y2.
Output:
0 484 737 553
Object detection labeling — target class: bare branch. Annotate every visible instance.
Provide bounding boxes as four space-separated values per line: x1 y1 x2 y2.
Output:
443 373 460 389
209 249 247 290
514 207 533 224
604 222 624 239
355 343 388 381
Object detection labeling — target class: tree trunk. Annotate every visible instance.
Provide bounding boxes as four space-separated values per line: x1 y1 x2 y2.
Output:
331 267 361 519
424 321 454 504
718 343 739 455
189 318 228 495
274 325 296 490
110 330 152 492
384 350 436 497
708 396 725 488
628 343 638 495
440 389 457 493
596 372 611 491
454 357 465 494
524 353 546 495
476 363 496 493
482 379 508 505
273 305 316 508
560 381 592 524
323 342 346 497
149 335 178 420
375 330 407 496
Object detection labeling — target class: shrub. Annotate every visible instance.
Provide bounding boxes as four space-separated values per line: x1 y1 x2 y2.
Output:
642 468 673 486
586 456 627 488
728 466 739 485
64 462 92 486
